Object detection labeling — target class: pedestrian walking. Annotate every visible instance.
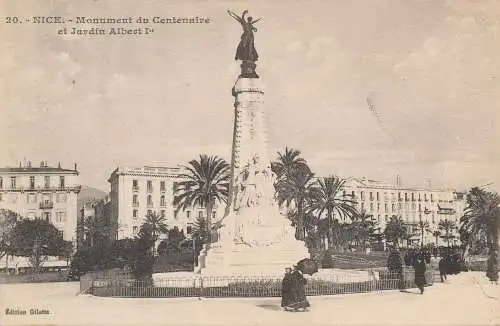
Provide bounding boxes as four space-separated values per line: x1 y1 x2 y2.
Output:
281 267 293 309
439 256 447 282
413 255 427 294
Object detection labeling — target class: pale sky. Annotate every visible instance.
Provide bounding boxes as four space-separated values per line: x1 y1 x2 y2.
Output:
1 0 499 192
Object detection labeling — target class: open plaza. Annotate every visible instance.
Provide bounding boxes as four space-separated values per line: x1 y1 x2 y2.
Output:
0 272 498 326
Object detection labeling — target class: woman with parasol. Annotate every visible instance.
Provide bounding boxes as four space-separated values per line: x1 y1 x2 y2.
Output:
281 258 318 312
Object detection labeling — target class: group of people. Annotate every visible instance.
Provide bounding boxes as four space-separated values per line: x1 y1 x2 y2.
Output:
387 248 428 294
438 253 462 282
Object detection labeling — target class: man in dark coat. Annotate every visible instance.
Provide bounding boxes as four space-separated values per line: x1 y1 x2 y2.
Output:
439 256 448 282
413 255 427 294
282 267 310 311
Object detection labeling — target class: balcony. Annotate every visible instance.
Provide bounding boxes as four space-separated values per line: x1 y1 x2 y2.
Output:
132 186 139 192
132 202 139 208
39 201 54 209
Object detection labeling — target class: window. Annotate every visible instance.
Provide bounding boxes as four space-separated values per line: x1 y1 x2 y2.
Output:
132 179 138 190
160 181 166 191
27 193 37 203
384 203 388 213
198 211 203 218
351 191 355 198
405 193 408 201
0 177 2 189
361 203 365 211
133 226 138 234
44 176 50 188
161 210 166 218
212 211 216 218
431 194 434 202
0 193 2 202
133 209 138 218
147 209 153 216
59 176 65 188
29 176 35 189
147 195 153 207
398 192 402 201
147 180 153 192
392 204 395 212
174 210 178 219
411 193 415 201
186 211 191 218
424 193 428 201
10 177 16 189
132 194 138 206
160 195 166 206
376 192 380 201
56 211 66 223
370 203 374 211
370 192 374 201
360 191 364 200
418 193 421 201
44 212 51 222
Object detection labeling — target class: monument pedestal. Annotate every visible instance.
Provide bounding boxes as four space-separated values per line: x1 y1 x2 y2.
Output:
197 76 310 277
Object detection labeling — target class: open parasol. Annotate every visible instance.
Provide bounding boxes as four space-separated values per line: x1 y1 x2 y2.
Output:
296 258 318 275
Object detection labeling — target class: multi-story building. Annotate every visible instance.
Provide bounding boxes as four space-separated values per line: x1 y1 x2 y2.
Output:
0 161 81 244
108 166 223 240
77 196 111 249
343 177 465 246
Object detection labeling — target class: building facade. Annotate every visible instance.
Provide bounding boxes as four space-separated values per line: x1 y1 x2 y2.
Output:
0 161 81 244
108 166 223 240
343 177 465 246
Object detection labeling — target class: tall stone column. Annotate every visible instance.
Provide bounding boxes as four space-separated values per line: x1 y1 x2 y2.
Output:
198 71 310 277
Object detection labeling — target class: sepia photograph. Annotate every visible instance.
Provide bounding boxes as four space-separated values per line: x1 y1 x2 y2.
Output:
0 1 499 325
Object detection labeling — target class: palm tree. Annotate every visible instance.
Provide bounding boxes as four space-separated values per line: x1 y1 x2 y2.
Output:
460 187 500 282
144 211 168 242
174 155 230 243
351 210 376 251
384 215 408 248
307 176 357 250
432 230 441 246
416 220 431 246
271 147 310 182
438 219 456 247
275 168 318 240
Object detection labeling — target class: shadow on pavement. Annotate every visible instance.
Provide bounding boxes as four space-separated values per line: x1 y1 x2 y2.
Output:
256 304 282 311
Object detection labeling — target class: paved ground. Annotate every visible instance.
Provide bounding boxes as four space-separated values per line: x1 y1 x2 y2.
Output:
0 272 498 326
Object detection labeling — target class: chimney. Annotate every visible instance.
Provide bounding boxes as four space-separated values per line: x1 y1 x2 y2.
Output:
396 175 401 188
40 161 44 168
58 162 61 168
27 161 32 168
74 163 77 171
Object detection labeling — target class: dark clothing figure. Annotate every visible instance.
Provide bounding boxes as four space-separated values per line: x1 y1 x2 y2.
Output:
413 259 427 294
439 257 448 282
281 269 293 308
282 269 309 311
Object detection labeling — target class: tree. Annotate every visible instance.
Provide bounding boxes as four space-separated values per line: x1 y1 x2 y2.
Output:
432 230 441 246
275 168 318 240
438 219 456 247
174 155 230 243
416 220 431 246
351 210 377 251
307 176 357 249
271 147 310 182
460 187 500 282
131 223 155 283
144 211 168 256
0 209 20 265
9 219 72 274
384 216 408 248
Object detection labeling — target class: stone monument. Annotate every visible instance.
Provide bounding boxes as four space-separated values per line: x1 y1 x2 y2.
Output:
196 11 310 277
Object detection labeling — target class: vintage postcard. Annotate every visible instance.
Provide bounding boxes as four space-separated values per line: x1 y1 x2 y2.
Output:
0 1 499 325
